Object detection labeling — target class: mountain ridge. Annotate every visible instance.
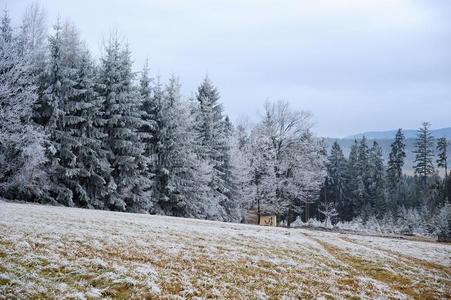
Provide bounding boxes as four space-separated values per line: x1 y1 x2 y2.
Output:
343 127 451 140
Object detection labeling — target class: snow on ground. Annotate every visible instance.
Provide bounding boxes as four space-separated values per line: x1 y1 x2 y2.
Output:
0 201 450 299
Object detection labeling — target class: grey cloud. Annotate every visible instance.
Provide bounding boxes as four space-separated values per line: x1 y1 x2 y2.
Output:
5 0 451 137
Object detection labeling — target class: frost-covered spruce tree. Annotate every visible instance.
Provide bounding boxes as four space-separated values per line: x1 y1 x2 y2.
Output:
138 61 155 157
192 77 232 220
436 137 448 202
219 116 241 221
356 136 371 218
150 76 178 212
346 141 360 219
413 122 435 184
327 142 349 219
137 61 156 207
145 78 166 208
40 20 66 129
437 138 449 177
387 129 406 195
152 76 212 218
0 9 48 201
35 21 87 206
368 141 385 217
63 45 111 208
97 34 151 212
30 20 111 208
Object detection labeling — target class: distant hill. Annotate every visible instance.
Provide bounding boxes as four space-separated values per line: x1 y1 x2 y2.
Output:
345 127 451 140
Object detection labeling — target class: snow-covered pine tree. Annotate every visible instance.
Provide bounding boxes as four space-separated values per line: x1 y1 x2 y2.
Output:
153 76 212 218
63 44 111 208
219 116 241 221
152 76 179 213
137 61 156 208
357 136 371 217
327 142 349 219
387 129 406 192
192 77 231 220
0 9 48 201
35 20 87 206
368 141 385 217
436 137 449 202
413 122 435 183
346 140 360 219
97 34 151 212
39 20 66 129
436 137 448 177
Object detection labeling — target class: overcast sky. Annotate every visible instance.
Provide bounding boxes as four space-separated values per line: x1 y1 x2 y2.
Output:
4 0 451 137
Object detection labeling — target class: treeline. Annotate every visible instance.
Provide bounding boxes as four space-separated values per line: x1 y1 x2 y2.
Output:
1 5 449 235
322 124 450 236
0 6 325 223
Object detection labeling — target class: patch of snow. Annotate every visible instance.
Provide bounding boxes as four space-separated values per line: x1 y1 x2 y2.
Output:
85 288 102 298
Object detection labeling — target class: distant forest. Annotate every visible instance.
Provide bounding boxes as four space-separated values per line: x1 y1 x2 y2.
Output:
318 125 449 237
325 135 451 174
0 5 449 237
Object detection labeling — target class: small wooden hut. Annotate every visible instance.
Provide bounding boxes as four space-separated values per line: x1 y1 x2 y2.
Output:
245 208 277 227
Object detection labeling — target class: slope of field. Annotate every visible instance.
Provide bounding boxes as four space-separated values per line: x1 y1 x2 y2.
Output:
0 201 450 299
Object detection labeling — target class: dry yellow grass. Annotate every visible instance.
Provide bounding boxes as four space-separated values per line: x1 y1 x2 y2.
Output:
0 201 449 299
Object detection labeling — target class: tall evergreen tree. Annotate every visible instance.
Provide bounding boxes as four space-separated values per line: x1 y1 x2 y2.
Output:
154 76 212 218
220 116 240 220
368 141 385 216
137 61 156 207
436 137 449 202
33 20 66 130
97 34 151 212
36 21 82 206
413 122 435 183
192 77 231 220
387 129 406 192
357 136 371 217
38 21 109 208
153 76 182 213
327 142 348 219
346 140 360 219
64 47 110 208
